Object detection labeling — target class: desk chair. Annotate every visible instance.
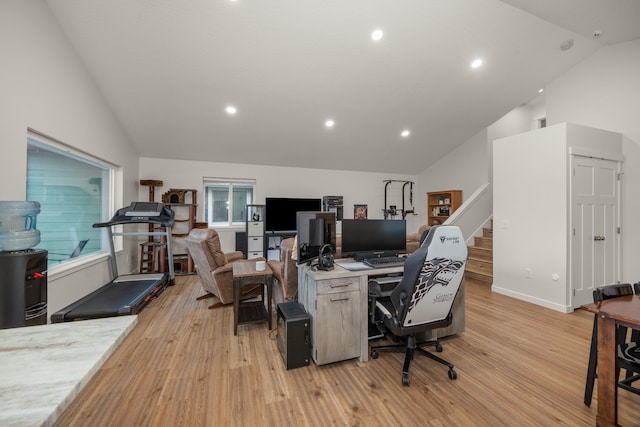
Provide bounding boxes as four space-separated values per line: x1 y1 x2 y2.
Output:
369 225 467 386
584 283 640 406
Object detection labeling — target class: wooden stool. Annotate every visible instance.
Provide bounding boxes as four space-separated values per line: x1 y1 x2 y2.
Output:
139 241 163 273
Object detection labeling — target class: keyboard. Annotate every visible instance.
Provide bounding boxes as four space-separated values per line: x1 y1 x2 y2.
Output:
363 256 406 269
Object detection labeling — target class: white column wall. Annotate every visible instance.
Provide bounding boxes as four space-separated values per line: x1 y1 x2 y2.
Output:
493 125 569 311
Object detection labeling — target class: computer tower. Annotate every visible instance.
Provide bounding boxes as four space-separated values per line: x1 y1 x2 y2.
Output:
276 301 311 370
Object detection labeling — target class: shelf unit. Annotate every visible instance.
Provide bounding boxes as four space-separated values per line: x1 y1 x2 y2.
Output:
162 188 198 274
165 203 196 272
427 190 462 226
246 204 265 259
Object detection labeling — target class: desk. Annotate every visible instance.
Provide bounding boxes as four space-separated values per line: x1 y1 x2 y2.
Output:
232 260 273 336
583 295 640 427
298 261 465 365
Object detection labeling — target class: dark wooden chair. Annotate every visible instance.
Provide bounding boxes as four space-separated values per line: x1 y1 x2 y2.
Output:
584 283 640 406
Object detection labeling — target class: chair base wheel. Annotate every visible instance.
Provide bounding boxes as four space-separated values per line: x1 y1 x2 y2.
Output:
435 343 443 352
371 350 379 359
402 374 410 386
448 368 457 380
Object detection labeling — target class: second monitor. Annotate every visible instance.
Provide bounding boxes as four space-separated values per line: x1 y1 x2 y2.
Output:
341 219 406 261
296 211 336 265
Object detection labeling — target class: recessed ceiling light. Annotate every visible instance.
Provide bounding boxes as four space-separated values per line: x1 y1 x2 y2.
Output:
371 29 384 41
538 88 544 93
325 119 335 128
401 129 411 138
471 59 483 69
225 105 237 115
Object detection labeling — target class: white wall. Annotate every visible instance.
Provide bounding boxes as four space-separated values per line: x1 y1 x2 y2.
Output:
546 39 640 283
493 125 569 310
0 1 140 317
139 158 420 252
417 128 489 206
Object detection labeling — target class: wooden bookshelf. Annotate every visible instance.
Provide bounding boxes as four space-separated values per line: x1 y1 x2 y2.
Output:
427 190 462 226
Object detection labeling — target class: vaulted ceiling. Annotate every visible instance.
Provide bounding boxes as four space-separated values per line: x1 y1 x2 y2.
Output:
45 0 640 174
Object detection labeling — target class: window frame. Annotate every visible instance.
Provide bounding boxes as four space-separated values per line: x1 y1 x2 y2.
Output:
203 178 256 228
26 129 120 271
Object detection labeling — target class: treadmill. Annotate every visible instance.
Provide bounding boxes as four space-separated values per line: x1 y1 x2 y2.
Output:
51 202 175 322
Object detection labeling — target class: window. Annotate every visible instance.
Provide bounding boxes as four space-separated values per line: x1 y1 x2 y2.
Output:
27 132 114 268
538 117 547 128
204 179 255 227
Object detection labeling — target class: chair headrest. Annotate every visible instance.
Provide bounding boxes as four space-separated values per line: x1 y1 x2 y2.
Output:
187 228 227 268
187 228 217 242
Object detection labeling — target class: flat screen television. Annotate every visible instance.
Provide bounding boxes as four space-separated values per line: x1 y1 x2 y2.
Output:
265 197 322 233
296 211 336 265
341 219 406 261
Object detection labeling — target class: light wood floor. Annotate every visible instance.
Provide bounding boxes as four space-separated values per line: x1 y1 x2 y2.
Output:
53 275 640 427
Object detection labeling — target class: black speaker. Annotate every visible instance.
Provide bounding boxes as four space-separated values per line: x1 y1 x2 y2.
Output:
235 231 247 258
276 302 311 370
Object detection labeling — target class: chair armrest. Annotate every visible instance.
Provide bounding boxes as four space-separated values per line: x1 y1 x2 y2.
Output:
226 251 244 262
213 263 234 275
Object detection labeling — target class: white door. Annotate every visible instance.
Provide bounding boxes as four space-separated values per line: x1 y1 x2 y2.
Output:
571 156 621 308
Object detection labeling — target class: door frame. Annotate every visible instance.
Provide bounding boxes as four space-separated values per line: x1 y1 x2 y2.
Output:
568 151 623 309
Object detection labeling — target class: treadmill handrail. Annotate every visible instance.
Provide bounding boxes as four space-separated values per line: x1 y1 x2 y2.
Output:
92 202 176 283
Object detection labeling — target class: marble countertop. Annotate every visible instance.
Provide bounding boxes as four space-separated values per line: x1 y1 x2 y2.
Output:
0 316 137 427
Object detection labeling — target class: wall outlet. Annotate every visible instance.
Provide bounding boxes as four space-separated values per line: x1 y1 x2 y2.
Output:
525 268 532 278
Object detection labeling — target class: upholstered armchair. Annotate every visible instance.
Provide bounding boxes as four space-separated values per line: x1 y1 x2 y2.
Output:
186 228 258 308
267 237 299 305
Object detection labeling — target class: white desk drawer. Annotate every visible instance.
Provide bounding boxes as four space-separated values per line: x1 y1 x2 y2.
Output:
316 278 359 294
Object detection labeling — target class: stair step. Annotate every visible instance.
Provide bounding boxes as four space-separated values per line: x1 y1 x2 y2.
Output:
467 258 493 275
474 236 493 249
467 220 493 283
465 270 493 284
468 246 492 261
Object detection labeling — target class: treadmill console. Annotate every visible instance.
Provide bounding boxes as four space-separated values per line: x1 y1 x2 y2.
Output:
93 202 175 228
124 202 163 217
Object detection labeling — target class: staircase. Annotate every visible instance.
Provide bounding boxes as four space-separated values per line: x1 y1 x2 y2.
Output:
466 224 493 284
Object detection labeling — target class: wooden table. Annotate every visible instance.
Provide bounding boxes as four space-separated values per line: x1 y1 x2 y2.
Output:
582 295 640 427
232 260 273 336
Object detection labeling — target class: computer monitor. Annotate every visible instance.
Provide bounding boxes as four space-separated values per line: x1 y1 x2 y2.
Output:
296 211 336 265
265 197 322 233
341 219 406 261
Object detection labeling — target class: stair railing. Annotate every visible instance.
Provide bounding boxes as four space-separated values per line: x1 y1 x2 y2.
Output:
444 182 492 244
